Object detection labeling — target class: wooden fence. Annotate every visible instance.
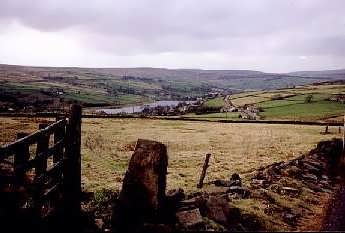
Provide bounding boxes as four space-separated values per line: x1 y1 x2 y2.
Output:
0 104 82 223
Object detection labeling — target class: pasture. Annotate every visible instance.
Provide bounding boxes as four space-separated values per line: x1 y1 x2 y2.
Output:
200 84 345 121
0 117 341 193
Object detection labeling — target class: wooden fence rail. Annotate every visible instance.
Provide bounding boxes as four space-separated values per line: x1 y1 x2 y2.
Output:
0 104 82 224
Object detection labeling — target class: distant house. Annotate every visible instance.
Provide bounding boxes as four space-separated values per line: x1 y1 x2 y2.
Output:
329 94 345 104
42 88 64 96
240 110 258 120
245 105 260 113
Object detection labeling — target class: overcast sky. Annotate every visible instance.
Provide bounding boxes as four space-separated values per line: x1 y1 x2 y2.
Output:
0 0 344 72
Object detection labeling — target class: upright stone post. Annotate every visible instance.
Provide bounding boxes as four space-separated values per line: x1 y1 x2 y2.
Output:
112 139 168 232
63 104 82 226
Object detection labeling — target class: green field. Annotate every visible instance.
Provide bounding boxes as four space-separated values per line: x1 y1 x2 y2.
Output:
202 97 225 108
184 112 241 120
197 84 345 121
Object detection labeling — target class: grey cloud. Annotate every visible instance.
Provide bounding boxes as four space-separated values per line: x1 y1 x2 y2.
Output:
0 0 345 69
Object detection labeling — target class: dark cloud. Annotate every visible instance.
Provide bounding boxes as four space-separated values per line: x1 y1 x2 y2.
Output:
0 0 344 71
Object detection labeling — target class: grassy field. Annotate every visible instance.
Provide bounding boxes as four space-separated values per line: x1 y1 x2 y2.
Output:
202 97 225 108
1 117 341 193
199 84 345 121
183 112 241 120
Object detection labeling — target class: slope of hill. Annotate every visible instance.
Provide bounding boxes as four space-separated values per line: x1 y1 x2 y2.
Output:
288 69 345 79
0 64 344 111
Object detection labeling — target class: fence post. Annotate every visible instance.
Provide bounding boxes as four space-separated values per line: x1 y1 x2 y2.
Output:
33 123 50 215
14 132 29 188
53 117 65 163
63 104 82 221
197 153 211 188
343 115 345 152
35 124 49 175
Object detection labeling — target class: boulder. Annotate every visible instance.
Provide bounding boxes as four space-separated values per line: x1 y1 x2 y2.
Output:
112 139 168 232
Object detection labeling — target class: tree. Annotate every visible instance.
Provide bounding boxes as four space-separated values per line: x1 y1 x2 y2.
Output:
304 94 313 103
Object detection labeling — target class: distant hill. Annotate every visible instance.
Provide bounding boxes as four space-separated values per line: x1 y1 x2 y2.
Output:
0 63 344 110
288 69 345 79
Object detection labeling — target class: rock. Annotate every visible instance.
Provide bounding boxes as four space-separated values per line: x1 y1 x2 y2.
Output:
319 180 331 189
179 198 197 206
239 213 264 231
214 179 231 187
165 188 186 222
228 192 246 200
282 212 298 225
262 168 279 182
229 173 242 186
321 188 333 193
194 195 208 216
139 223 173 233
176 208 204 229
281 166 301 178
186 191 203 199
251 179 270 188
205 196 228 225
95 218 104 230
227 186 250 199
253 170 265 180
269 184 281 193
177 198 197 211
305 182 323 192
166 188 185 203
302 173 318 182
81 191 95 202
111 139 168 232
280 187 300 197
204 195 241 227
302 162 322 176
250 189 276 204
304 160 324 170
214 173 242 187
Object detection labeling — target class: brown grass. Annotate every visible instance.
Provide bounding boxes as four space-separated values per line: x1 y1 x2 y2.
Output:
0 117 341 193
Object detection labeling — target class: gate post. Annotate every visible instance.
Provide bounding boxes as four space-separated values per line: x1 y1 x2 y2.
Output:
63 104 82 221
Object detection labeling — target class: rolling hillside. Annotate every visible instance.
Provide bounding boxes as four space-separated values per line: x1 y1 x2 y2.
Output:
0 64 344 111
